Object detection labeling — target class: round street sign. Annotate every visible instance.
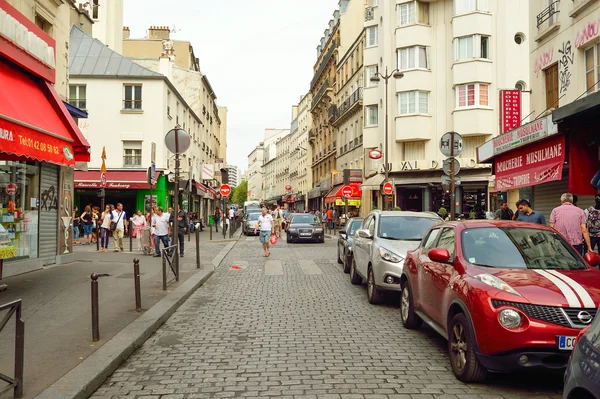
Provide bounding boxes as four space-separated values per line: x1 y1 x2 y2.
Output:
341 185 353 198
6 183 17 195
440 132 464 157
368 149 383 160
382 181 394 195
164 128 191 154
219 184 232 197
100 173 107 188
442 158 461 176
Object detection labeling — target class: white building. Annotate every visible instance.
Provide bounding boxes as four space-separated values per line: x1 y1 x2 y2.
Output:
247 143 264 201
75 0 123 54
361 0 530 215
226 164 240 187
261 129 290 203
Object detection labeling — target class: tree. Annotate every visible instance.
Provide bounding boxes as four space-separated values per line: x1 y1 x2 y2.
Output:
231 180 248 205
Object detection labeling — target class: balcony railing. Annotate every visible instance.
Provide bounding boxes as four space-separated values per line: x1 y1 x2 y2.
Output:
365 6 374 21
335 88 363 123
311 43 337 89
537 1 559 28
328 104 338 122
311 80 330 109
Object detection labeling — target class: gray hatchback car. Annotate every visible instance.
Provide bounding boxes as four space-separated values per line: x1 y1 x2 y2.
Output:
351 211 442 304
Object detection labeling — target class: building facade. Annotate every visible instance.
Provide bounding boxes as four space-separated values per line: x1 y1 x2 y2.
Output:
75 0 123 54
247 144 264 202
295 93 313 210
226 164 240 187
362 0 530 217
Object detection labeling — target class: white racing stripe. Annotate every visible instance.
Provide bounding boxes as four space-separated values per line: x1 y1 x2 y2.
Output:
533 270 581 307
547 270 596 308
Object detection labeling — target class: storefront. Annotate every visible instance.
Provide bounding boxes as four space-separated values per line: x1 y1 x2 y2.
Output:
325 182 362 215
0 0 90 277
192 180 217 223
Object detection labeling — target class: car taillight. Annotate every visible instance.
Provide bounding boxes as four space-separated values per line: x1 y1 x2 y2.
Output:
573 326 590 347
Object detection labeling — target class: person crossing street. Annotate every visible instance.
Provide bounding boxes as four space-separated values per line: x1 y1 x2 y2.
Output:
254 207 275 257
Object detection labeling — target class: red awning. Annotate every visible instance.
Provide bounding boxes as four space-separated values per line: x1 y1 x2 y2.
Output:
325 183 362 204
75 170 159 189
0 59 90 165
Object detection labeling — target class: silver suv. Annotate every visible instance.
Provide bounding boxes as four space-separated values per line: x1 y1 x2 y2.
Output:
351 211 442 304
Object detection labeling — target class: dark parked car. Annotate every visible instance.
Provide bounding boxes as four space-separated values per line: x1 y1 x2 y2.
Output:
337 218 363 273
286 213 324 243
242 212 260 236
563 306 600 399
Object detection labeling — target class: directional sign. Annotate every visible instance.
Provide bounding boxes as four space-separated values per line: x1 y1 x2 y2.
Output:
382 181 394 195
440 132 464 157
6 183 17 195
442 158 461 176
341 185 353 198
441 175 461 186
219 184 232 197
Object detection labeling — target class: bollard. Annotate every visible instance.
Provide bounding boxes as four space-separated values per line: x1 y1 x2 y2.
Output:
195 227 200 269
209 224 213 241
129 218 133 252
229 220 233 239
133 258 142 312
91 273 100 342
188 227 190 242
162 252 167 291
223 220 226 240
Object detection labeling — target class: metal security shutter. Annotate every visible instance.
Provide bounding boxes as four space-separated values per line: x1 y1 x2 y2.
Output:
39 164 58 265
533 180 567 222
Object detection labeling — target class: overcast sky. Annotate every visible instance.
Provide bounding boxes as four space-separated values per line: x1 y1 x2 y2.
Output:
124 0 340 173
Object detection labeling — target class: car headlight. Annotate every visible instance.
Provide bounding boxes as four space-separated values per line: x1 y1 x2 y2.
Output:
288 228 297 233
379 247 403 263
314 228 323 232
474 273 522 297
499 309 522 329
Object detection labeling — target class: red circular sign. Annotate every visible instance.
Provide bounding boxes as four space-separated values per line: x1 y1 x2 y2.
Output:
219 184 231 196
341 185 353 198
6 183 17 195
369 149 383 160
382 181 394 195
285 185 292 191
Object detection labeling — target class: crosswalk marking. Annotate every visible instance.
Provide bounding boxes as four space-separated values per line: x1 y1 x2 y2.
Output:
265 259 283 276
298 259 322 275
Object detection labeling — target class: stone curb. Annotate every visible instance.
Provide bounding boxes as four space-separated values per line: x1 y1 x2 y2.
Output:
35 237 240 399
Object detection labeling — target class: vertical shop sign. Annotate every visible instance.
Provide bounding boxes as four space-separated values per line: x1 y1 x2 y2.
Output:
500 90 522 134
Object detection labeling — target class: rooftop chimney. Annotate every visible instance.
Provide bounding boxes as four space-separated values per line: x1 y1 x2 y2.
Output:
148 25 170 40
123 26 130 39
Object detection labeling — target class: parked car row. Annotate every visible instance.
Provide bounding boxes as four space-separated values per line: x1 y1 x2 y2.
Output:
337 212 600 398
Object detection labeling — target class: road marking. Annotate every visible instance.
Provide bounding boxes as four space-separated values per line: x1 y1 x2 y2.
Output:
245 237 255 241
265 259 283 276
298 259 322 275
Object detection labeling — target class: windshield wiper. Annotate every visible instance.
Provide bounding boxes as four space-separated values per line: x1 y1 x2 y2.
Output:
380 236 401 240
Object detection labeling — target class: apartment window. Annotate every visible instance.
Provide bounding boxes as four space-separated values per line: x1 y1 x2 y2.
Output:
366 26 378 47
68 85 86 109
545 63 559 108
34 14 52 35
454 0 488 15
92 0 99 19
167 91 171 116
366 105 379 126
480 36 490 59
369 0 378 5
365 65 378 86
398 1 429 26
123 84 142 110
456 83 489 108
454 36 474 60
585 44 600 93
398 46 428 70
123 143 142 167
399 91 429 114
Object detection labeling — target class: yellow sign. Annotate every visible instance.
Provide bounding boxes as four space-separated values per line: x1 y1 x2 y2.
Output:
336 199 361 206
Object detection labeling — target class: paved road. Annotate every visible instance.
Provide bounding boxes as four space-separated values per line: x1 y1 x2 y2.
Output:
92 236 563 398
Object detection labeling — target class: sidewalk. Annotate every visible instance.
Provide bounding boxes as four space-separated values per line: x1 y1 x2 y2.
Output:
0 229 240 399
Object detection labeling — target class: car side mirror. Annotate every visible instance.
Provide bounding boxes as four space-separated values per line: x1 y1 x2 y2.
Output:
357 229 372 239
339 231 347 238
585 251 600 267
428 248 451 263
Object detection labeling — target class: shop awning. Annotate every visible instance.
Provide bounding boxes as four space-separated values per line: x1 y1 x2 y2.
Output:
325 183 362 204
0 59 90 165
74 170 159 189
360 174 384 190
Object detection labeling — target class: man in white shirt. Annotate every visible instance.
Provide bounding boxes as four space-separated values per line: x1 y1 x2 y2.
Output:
229 207 235 220
110 203 128 252
152 207 171 257
254 207 275 257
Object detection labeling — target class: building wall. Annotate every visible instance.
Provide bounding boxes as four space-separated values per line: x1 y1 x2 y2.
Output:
217 105 228 164
123 37 197 71
297 94 313 200
247 146 264 201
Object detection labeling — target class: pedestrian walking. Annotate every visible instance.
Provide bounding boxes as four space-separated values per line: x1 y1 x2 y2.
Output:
515 199 546 225
495 202 514 220
326 207 333 229
170 207 188 257
274 204 283 237
91 206 100 244
81 205 94 245
550 193 593 256
585 195 600 252
72 206 81 244
110 203 128 252
99 205 111 252
152 207 171 257
132 210 146 251
214 207 221 232
254 207 275 257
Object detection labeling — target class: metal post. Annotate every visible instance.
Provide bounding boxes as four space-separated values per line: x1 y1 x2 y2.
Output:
195 228 200 269
14 302 24 399
450 131 456 221
344 198 348 227
133 258 141 312
209 224 213 240
223 197 227 240
149 185 153 250
175 252 180 282
129 218 133 252
162 253 167 291
383 67 389 211
91 273 99 342
173 127 180 276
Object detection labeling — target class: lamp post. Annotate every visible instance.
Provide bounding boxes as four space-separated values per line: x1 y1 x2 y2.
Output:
370 67 404 211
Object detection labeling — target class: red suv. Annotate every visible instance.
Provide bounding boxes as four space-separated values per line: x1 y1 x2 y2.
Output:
400 220 600 382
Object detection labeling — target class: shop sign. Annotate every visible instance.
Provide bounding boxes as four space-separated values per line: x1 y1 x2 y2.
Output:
335 199 361 206
343 169 363 184
389 158 486 173
495 135 565 191
195 181 208 193
75 181 140 189
201 164 214 180
500 90 521 134
0 2 56 82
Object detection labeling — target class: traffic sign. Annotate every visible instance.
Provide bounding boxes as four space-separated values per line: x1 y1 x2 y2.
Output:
100 172 106 188
382 181 394 195
441 175 461 185
219 184 232 197
440 132 464 157
165 128 191 154
442 158 461 176
6 183 16 195
341 185 353 198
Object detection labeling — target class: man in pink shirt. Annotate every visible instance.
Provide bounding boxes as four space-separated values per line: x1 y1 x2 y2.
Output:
550 193 593 256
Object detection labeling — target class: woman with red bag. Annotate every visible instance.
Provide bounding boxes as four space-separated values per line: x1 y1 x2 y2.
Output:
254 207 275 257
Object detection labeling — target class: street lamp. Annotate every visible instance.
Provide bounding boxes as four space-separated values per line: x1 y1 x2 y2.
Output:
370 67 404 211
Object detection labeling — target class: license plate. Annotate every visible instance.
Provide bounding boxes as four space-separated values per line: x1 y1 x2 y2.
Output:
557 336 577 350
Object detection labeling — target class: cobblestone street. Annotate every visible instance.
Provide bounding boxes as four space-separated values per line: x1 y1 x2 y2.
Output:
92 236 564 399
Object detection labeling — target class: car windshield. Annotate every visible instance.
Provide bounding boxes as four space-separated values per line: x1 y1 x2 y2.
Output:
248 213 260 221
378 216 439 240
347 220 363 236
291 215 319 224
461 227 588 270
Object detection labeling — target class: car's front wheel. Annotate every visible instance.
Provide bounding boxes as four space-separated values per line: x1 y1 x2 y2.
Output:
400 282 422 329
367 267 384 304
448 313 487 382
350 258 362 285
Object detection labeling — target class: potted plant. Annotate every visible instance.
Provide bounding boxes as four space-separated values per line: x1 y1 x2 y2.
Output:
438 207 448 218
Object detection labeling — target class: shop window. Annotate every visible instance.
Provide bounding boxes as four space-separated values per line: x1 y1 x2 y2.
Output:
123 84 142 110
584 43 600 93
0 161 40 261
123 143 142 167
544 63 559 108
68 85 86 109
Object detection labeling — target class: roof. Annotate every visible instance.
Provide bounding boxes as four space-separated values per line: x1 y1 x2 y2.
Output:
69 26 163 78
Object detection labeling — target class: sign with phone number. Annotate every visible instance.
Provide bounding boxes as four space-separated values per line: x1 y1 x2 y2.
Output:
18 136 60 155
